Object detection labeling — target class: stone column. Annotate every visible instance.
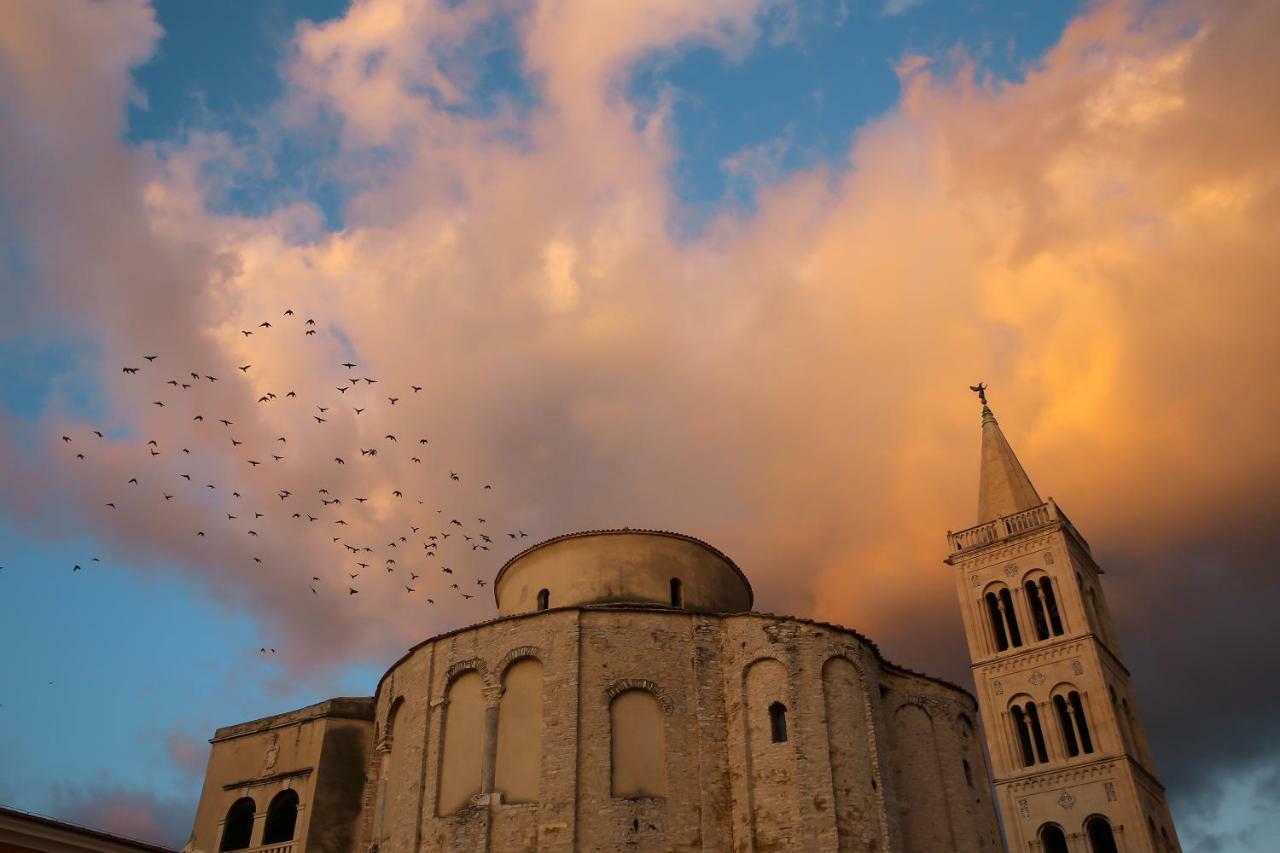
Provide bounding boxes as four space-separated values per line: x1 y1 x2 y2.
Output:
480 686 505 794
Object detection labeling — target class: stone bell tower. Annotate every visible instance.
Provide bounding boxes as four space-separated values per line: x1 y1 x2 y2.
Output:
944 388 1181 853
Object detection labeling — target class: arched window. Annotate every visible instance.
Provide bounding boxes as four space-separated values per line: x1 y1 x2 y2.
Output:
1000 588 1023 646
1086 815 1119 853
1053 689 1094 756
496 657 543 803
219 798 255 852
1041 577 1064 635
610 689 666 797
1011 700 1048 767
769 702 788 743
438 671 484 814
536 588 549 611
1026 580 1051 640
1039 823 1069 853
1054 694 1080 756
1025 576 1064 640
985 592 1009 651
669 577 683 608
985 586 1023 652
262 789 299 844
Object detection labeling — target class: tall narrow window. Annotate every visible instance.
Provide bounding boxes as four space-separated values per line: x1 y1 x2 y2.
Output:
985 592 1009 651
669 577 683 607
219 798 255 852
1070 691 1094 753
1054 694 1080 756
1012 705 1035 767
1086 816 1119 853
962 759 973 787
1040 824 1070 853
1040 577 1064 635
1026 580 1051 640
769 702 788 743
536 588 549 611
262 790 299 844
1026 700 1048 763
999 588 1023 647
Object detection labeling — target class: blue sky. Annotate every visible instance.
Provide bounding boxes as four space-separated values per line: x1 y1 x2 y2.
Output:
4 1 1278 850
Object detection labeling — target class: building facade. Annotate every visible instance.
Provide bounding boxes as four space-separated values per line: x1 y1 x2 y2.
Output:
945 399 1181 852
186 398 1182 853
189 530 1002 852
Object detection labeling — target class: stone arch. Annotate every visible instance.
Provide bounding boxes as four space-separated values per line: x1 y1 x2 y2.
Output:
1039 821 1070 853
1085 814 1119 853
495 655 543 803
498 645 540 676
609 687 667 797
262 789 299 844
445 658 491 688
604 678 673 714
219 797 255 852
437 669 485 815
891 702 953 853
743 657 799 850
822 655 880 852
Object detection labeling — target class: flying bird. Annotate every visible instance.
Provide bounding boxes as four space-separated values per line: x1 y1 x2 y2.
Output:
143 355 158 362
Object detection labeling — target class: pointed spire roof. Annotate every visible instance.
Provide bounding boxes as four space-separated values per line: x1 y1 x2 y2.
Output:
975 392 1042 525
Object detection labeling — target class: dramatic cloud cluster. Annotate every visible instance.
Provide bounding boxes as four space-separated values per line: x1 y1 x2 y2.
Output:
3 0 1278 841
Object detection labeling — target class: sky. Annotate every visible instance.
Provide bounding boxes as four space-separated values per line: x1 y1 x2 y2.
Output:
1 0 1278 849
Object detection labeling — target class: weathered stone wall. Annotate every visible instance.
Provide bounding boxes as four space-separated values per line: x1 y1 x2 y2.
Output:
363 606 1001 853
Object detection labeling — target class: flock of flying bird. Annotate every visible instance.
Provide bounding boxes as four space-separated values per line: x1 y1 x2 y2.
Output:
52 308 536 655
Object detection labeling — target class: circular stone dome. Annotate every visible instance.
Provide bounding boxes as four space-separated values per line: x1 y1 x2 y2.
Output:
493 529 753 615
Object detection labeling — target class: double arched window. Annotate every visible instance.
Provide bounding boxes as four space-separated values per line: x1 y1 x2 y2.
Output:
984 586 1022 652
219 798 255 852
1010 698 1048 767
1053 689 1095 757
1024 574 1064 640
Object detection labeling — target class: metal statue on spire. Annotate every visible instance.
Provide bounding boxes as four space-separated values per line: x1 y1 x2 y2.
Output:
968 381 988 406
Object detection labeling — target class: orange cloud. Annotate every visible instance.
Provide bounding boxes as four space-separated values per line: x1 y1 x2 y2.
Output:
2 0 1277 721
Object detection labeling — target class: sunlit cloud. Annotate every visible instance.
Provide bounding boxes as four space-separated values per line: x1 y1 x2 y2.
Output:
2 0 1278 838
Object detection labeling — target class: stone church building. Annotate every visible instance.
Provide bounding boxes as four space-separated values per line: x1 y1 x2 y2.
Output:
186 400 1181 852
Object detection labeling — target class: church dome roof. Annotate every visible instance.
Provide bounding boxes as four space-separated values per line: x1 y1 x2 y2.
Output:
493 528 753 615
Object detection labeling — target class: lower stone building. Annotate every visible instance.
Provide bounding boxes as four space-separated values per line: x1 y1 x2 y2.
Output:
187 529 1003 852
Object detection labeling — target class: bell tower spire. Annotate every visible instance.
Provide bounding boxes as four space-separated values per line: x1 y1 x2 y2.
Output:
947 385 1182 853
972 385 1042 524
